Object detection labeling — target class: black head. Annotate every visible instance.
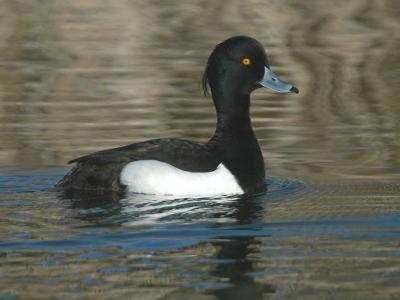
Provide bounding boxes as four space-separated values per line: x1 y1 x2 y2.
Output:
202 36 298 113
203 36 267 96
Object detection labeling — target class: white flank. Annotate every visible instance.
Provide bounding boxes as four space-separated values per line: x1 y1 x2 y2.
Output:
120 160 244 196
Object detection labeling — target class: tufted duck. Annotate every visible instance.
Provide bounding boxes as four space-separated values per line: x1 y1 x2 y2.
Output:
56 36 298 196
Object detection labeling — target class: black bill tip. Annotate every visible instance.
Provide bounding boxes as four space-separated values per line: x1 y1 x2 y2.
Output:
290 86 299 94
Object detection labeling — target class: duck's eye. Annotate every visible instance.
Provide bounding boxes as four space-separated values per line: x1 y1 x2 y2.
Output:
242 58 251 65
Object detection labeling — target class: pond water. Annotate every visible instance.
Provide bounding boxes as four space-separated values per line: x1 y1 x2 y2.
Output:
1 0 400 299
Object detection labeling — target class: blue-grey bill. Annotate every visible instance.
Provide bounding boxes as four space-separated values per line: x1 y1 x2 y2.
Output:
259 67 298 93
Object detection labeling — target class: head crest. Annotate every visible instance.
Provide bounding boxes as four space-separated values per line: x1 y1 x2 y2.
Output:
202 63 210 96
201 40 228 97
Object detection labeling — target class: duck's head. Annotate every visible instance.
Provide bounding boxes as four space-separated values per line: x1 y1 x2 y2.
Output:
203 36 298 112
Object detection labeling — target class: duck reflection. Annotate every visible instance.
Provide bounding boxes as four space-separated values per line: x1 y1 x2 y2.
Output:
60 189 123 223
209 195 275 300
60 190 274 299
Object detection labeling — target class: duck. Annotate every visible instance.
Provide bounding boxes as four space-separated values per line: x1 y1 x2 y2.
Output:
56 36 298 196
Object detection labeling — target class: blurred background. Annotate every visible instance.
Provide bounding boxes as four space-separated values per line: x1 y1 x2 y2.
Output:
0 0 399 181
1 1 400 299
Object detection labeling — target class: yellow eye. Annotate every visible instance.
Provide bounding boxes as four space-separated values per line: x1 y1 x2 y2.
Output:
242 58 251 65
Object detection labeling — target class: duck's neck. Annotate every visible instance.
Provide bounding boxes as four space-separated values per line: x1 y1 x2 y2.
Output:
213 92 253 134
215 112 252 137
208 93 266 193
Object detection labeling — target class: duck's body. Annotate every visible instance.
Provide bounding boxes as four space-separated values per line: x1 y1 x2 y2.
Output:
56 36 298 196
57 114 265 194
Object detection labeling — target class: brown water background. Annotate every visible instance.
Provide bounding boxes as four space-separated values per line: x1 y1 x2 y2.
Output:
0 1 400 299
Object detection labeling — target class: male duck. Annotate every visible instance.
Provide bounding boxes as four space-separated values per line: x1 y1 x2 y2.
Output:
56 36 298 196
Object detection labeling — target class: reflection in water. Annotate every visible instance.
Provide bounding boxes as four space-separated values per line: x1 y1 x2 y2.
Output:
63 188 274 299
212 238 274 300
2 172 400 298
210 197 274 300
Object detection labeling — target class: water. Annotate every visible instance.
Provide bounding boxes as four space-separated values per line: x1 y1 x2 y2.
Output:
1 0 400 299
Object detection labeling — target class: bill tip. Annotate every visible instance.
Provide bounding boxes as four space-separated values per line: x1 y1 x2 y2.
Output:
290 86 299 94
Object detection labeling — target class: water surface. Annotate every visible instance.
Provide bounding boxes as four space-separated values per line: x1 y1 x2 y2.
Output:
1 0 400 299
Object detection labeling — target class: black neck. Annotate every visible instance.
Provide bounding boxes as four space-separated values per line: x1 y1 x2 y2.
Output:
208 93 266 194
209 90 254 139
212 88 250 116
